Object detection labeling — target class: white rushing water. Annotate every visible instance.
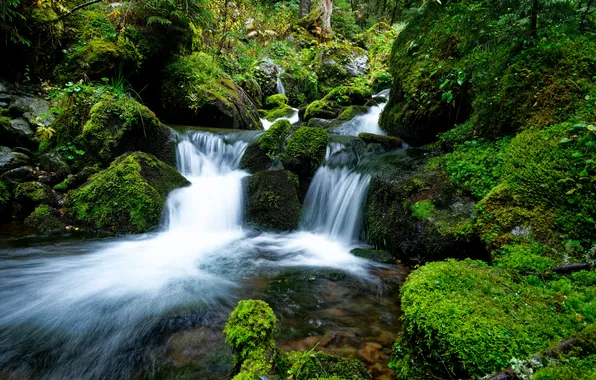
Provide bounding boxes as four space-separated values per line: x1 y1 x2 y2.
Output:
335 89 390 136
276 72 286 95
260 107 299 130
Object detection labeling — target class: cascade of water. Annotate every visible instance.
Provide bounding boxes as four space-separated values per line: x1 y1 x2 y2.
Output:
276 67 286 95
335 89 391 136
301 165 370 245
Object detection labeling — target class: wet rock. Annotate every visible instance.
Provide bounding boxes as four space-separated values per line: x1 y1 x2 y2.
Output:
351 248 394 264
246 170 301 231
239 141 272 173
0 166 36 186
306 117 336 129
24 204 67 231
9 96 55 127
254 58 280 98
0 151 30 174
14 181 59 218
53 167 99 192
0 146 12 154
12 147 34 157
358 132 403 151
39 152 70 173
0 117 37 148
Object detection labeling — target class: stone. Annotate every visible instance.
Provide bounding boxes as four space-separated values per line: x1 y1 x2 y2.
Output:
0 151 30 174
0 117 37 149
358 132 403 151
10 96 55 127
0 166 36 186
39 152 70 173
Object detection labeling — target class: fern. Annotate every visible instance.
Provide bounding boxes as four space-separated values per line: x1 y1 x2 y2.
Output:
146 16 173 26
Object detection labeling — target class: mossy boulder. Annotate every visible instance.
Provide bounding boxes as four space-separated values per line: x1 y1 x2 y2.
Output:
279 68 319 106
350 248 393 264
162 53 262 130
358 132 402 151
259 105 295 122
263 94 288 109
224 300 277 379
239 120 291 173
280 351 372 380
0 151 29 174
314 43 369 93
51 88 178 168
14 181 58 218
68 152 190 233
391 259 596 379
338 106 367 121
364 169 486 264
322 85 372 106
53 167 100 192
245 170 300 231
24 204 66 231
281 127 329 179
0 180 11 222
303 100 342 122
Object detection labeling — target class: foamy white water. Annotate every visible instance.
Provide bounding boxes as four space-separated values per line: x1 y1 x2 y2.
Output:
335 89 390 136
260 107 299 130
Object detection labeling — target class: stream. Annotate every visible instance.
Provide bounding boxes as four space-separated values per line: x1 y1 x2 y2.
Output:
0 92 406 380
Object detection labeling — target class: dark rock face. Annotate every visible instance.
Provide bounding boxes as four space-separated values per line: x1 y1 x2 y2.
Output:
364 168 487 265
239 141 272 174
358 132 403 151
0 118 37 148
39 152 70 173
0 166 36 187
0 151 30 174
254 58 280 99
245 170 301 231
9 96 55 127
13 181 59 218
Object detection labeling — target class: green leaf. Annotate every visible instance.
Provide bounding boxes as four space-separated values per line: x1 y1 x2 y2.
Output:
560 137 570 143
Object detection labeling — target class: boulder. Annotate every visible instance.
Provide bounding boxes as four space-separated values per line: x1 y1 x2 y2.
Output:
14 181 59 218
53 167 99 192
9 96 55 127
322 85 372 106
0 166 36 186
239 120 291 173
358 132 403 151
303 100 342 122
68 152 190 233
253 58 280 98
246 170 301 231
350 248 394 264
39 152 70 173
0 151 29 174
0 117 37 148
0 180 11 222
162 53 262 130
281 127 328 179
24 204 66 231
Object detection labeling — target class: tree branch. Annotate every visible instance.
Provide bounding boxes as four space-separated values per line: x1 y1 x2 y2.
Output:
49 0 104 23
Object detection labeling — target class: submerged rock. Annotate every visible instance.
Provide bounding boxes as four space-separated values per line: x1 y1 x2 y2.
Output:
246 170 301 231
350 248 394 264
68 152 190 233
358 132 403 151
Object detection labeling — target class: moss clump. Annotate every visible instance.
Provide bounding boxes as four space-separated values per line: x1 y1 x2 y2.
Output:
0 180 10 205
14 181 57 215
501 122 596 246
246 170 300 231
391 259 596 379
224 300 277 379
162 53 262 130
260 105 295 122
493 242 558 272
68 152 189 233
279 68 319 106
322 85 372 106
338 106 367 121
239 120 291 173
282 127 329 179
53 167 100 193
24 204 66 231
280 351 372 380
264 94 288 109
303 100 342 122
358 132 402 151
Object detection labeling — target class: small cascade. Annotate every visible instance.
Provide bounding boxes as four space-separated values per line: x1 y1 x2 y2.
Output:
276 67 286 95
335 89 391 136
261 107 299 130
301 166 371 245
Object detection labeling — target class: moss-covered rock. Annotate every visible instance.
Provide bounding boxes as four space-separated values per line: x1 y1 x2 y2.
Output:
224 300 277 379
280 351 372 380
391 259 596 379
14 181 58 218
279 68 319 106
263 94 288 109
350 248 393 264
282 127 329 179
50 87 178 168
259 104 295 122
68 152 189 233
239 120 291 173
358 132 402 151
24 204 66 231
245 170 300 231
303 100 342 122
364 169 486 264
314 43 369 93
0 151 29 175
322 85 372 106
162 53 262 130
338 106 367 121
0 179 11 222
53 167 100 192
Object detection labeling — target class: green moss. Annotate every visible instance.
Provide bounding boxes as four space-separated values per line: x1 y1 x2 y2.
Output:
0 180 10 204
67 37 143 80
303 100 342 122
15 182 53 205
24 204 65 231
391 259 596 379
338 106 367 121
246 170 300 231
285 127 328 167
224 300 277 378
259 119 291 155
501 122 596 246
261 104 294 121
493 242 558 272
68 152 189 233
411 200 435 219
281 351 371 380
322 85 372 106
264 94 288 109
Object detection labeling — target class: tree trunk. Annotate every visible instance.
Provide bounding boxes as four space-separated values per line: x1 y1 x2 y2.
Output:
315 0 333 34
528 0 538 39
299 0 311 18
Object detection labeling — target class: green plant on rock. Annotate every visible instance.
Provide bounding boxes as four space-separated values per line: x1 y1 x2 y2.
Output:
258 119 291 156
285 127 329 170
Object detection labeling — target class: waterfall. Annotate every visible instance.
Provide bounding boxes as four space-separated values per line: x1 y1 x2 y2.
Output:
301 166 370 244
276 68 286 95
334 89 390 136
